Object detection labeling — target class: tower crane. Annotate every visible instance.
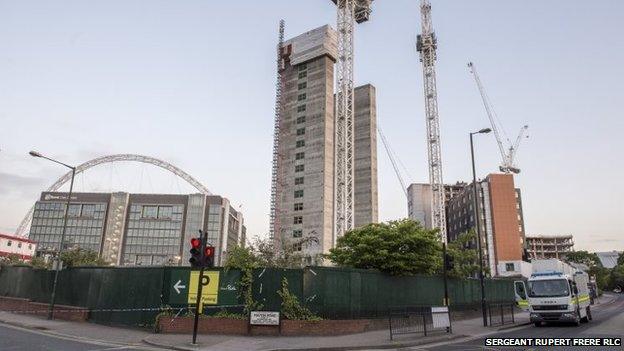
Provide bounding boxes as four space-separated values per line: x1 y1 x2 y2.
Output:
269 20 285 244
329 0 373 244
467 62 529 174
377 126 409 198
417 0 446 242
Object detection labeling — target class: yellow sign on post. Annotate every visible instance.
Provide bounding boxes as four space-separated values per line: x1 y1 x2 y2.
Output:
188 271 220 311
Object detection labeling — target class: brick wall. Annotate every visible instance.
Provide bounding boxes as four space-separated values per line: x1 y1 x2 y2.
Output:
156 316 389 336
0 296 88 322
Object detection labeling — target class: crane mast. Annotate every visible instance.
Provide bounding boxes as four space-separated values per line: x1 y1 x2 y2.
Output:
417 0 446 242
269 20 285 244
331 0 372 244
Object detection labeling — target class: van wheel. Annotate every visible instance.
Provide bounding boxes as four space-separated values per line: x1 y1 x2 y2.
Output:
534 322 542 327
574 311 581 326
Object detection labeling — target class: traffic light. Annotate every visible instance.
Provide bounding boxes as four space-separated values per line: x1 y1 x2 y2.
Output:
444 253 454 271
203 246 215 268
189 237 203 267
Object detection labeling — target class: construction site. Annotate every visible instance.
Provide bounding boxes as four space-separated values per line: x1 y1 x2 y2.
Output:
268 0 530 274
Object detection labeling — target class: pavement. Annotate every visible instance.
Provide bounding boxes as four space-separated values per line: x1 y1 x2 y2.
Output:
0 305 532 351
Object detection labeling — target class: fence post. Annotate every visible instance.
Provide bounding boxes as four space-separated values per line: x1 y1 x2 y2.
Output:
500 304 504 325
388 312 393 340
422 313 427 336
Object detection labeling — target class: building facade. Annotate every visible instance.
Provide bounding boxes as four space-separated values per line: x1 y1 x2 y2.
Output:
29 192 245 266
407 182 466 228
526 235 574 260
0 233 37 261
274 25 378 262
445 173 527 277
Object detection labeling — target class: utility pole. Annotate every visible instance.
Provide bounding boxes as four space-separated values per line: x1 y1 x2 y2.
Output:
417 0 446 242
191 229 209 345
470 129 492 327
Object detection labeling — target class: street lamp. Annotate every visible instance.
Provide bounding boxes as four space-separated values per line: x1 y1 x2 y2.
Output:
29 150 76 320
469 129 491 327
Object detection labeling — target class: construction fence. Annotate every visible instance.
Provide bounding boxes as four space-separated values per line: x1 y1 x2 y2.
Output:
0 265 514 327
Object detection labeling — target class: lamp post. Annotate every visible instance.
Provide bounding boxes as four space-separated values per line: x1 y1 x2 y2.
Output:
469 128 491 327
29 151 76 320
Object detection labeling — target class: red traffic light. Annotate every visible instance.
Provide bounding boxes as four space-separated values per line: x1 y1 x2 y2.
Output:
191 238 201 248
204 246 214 257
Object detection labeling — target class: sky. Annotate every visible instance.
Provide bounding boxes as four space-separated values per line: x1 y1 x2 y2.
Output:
1 0 622 252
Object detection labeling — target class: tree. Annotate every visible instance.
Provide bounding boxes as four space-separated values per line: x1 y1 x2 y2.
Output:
610 264 624 290
618 252 624 267
59 247 108 267
564 251 602 268
446 230 481 278
0 254 25 266
327 219 442 276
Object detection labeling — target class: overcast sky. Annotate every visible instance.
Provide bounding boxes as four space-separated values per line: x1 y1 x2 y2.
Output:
1 0 622 252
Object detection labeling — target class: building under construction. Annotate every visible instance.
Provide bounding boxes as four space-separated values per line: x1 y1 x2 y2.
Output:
271 25 378 263
526 235 574 260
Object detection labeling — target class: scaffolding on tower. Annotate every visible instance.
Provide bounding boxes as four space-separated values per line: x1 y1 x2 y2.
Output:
269 20 285 246
417 0 447 242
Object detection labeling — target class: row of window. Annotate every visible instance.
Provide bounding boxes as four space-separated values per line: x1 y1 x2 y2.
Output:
4 241 33 250
127 220 183 230
31 226 102 236
32 218 105 228
291 63 309 236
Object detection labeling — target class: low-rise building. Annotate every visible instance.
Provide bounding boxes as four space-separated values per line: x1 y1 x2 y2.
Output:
526 235 574 260
0 233 37 261
28 192 245 266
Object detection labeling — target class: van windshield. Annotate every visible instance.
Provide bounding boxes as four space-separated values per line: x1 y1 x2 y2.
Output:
528 279 570 297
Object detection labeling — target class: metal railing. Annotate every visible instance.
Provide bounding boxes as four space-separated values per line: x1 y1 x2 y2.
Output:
487 302 515 326
388 306 452 340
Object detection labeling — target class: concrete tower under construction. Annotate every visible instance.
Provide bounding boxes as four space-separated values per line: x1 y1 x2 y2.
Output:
272 25 377 262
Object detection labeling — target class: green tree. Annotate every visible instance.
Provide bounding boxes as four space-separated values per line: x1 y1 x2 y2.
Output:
610 264 624 290
618 252 624 267
60 247 108 267
326 219 442 276
564 251 602 268
29 256 50 269
0 254 25 266
446 230 481 278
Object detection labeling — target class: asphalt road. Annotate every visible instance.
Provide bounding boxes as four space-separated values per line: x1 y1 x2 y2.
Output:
0 323 159 351
416 293 624 351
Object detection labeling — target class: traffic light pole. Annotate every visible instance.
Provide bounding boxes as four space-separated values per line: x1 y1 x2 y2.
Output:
192 230 208 345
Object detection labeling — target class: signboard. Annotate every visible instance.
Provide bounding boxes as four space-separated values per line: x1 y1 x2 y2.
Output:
431 306 450 328
188 270 220 305
165 268 239 306
250 311 280 326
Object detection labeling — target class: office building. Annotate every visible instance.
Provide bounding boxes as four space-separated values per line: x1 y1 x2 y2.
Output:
0 233 37 261
28 192 245 266
446 173 528 277
526 235 574 260
274 25 378 262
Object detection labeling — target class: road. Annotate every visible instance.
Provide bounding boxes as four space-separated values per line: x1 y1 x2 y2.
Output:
414 293 624 351
0 323 160 351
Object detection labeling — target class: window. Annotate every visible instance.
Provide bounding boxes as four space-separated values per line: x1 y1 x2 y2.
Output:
298 82 307 90
506 263 515 272
158 206 173 219
296 128 305 136
28 244 32 250
295 177 304 185
296 140 305 148
293 229 303 238
298 64 307 71
297 93 306 101
293 243 302 252
297 105 306 112
7 241 12 247
18 242 22 248
295 152 305 160
295 164 304 172
293 216 303 224
68 204 82 217
81 204 96 217
142 206 158 219
298 71 307 79
294 190 304 198
296 116 306 124
294 203 303 211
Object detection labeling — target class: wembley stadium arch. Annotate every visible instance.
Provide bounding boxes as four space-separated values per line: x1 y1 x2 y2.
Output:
15 154 212 237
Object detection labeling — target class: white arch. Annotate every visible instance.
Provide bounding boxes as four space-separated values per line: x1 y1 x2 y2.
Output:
15 154 212 237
